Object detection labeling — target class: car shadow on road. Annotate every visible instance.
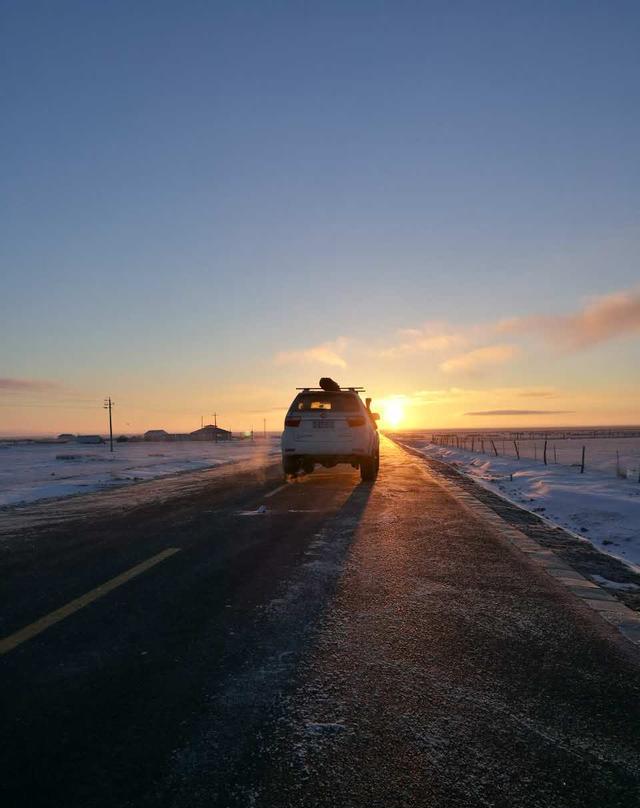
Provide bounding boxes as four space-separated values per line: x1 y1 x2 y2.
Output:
149 477 376 807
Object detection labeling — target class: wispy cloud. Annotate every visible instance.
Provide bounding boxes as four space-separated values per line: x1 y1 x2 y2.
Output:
274 337 348 368
381 325 467 358
393 387 565 405
378 287 640 379
0 377 58 394
497 286 640 349
440 344 518 374
465 409 575 416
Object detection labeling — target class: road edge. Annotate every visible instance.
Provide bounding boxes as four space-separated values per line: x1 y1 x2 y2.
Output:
391 437 640 648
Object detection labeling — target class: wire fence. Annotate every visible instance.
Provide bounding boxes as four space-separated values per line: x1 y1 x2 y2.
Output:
427 431 640 481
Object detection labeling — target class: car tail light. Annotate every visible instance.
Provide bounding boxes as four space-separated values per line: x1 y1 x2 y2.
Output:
285 417 301 427
347 416 365 427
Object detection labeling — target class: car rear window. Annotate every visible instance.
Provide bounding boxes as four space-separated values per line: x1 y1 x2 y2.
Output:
291 393 361 413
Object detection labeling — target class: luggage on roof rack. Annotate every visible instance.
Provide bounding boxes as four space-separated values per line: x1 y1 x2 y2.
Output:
319 377 340 392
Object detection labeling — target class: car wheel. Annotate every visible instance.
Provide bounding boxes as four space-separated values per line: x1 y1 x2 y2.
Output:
283 457 299 476
360 456 376 482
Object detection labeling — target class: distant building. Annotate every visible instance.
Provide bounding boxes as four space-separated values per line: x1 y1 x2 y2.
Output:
190 425 232 441
144 429 170 441
142 426 232 442
76 435 104 445
57 433 75 441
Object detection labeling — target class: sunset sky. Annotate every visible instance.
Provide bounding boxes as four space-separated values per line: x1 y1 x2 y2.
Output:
2 2 639 435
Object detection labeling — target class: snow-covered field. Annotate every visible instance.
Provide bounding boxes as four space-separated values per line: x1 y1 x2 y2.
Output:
393 434 640 570
0 439 281 507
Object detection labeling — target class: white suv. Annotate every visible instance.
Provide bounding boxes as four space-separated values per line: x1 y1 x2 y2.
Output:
281 384 380 481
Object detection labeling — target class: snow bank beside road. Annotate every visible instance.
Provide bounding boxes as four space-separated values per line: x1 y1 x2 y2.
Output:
395 437 640 570
0 440 281 507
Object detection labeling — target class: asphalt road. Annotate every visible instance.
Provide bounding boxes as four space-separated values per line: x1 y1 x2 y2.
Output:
1 438 639 807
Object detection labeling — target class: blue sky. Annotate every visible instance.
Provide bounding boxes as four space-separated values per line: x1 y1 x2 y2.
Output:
1 1 639 433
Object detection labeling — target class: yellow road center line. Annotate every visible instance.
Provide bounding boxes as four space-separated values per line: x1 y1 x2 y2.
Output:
0 547 180 655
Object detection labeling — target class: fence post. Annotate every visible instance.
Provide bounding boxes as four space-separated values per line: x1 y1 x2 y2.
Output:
472 438 475 452
491 440 498 456
513 440 520 460
543 439 547 466
580 445 585 474
554 446 557 464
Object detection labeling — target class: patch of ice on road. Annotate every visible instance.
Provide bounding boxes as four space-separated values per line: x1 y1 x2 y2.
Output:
238 504 270 516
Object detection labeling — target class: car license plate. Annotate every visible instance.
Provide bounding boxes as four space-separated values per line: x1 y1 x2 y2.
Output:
313 420 334 429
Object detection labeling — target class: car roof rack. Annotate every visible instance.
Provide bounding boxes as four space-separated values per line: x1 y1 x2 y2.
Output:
296 386 365 392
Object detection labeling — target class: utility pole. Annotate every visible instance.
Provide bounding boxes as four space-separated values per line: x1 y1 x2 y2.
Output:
104 397 115 452
213 412 218 442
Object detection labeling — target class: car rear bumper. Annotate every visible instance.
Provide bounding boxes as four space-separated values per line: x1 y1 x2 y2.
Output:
282 451 374 465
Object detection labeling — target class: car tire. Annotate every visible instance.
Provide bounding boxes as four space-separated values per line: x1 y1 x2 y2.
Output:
283 457 299 476
360 454 378 482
